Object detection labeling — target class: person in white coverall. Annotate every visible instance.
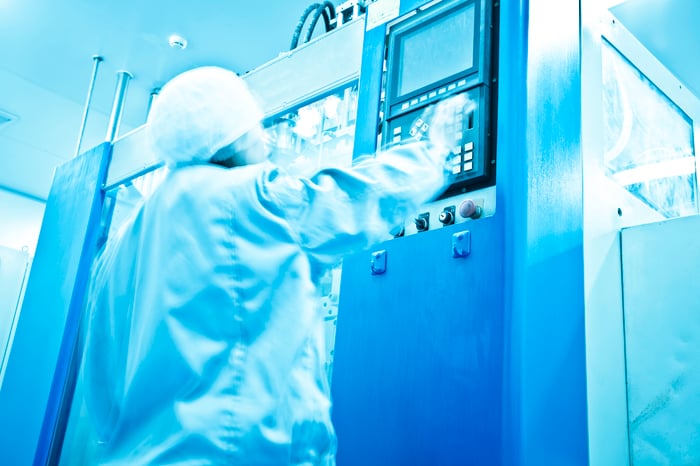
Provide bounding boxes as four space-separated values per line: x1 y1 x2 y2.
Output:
83 66 466 465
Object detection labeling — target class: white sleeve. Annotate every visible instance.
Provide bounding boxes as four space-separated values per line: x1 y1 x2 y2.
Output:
262 141 449 264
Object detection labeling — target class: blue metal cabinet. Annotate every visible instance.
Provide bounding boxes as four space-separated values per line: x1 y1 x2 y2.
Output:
333 218 503 465
332 0 589 464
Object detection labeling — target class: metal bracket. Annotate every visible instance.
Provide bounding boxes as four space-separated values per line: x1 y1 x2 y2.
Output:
452 230 471 258
370 249 387 274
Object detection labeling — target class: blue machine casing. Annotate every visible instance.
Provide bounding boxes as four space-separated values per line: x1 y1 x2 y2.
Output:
0 144 110 465
334 218 503 464
332 0 589 464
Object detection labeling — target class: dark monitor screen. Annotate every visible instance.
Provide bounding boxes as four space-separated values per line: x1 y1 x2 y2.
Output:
396 3 476 98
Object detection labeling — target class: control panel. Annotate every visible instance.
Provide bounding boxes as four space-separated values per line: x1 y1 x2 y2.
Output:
380 0 498 236
386 86 487 185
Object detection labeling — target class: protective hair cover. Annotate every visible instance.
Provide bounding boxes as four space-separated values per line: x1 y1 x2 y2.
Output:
147 66 263 166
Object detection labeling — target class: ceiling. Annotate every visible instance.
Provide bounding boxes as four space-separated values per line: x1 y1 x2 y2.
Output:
1 0 699 254
0 0 326 252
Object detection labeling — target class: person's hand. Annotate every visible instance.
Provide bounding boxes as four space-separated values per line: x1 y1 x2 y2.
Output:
427 92 476 151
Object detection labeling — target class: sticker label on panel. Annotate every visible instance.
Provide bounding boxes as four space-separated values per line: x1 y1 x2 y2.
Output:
366 0 400 31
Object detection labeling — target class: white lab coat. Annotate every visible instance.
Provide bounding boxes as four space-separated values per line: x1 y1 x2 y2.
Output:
83 142 447 465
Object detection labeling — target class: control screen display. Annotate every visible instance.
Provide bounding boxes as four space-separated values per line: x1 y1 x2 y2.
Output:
396 3 475 98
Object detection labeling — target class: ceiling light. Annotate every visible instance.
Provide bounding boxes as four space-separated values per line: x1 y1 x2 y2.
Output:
168 34 188 50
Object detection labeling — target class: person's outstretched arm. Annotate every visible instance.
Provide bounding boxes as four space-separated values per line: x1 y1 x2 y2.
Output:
261 140 448 264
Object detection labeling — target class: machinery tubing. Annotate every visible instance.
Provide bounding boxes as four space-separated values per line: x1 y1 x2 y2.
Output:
74 55 103 158
105 70 134 143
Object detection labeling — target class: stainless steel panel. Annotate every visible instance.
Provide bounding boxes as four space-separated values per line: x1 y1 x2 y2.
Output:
243 18 364 118
621 215 700 465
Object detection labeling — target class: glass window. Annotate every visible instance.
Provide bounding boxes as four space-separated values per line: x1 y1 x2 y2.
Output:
265 84 358 176
602 40 698 218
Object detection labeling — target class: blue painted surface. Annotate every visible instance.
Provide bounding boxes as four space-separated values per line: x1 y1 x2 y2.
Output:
0 144 110 466
351 22 386 157
333 218 504 465
505 0 589 462
496 0 526 463
334 0 589 464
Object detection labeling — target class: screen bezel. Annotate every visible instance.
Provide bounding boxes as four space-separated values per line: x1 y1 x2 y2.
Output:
387 0 481 104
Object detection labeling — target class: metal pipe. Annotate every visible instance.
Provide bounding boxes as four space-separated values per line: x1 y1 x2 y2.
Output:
74 55 103 158
145 87 160 122
105 70 134 143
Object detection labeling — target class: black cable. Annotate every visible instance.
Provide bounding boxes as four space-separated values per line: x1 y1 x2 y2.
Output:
304 1 337 44
290 3 322 50
321 1 337 31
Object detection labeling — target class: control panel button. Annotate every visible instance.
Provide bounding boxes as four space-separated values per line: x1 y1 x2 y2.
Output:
439 206 456 226
459 199 483 219
459 199 477 218
464 151 473 162
390 225 405 238
414 212 430 232
452 165 462 174
464 161 473 171
464 141 474 151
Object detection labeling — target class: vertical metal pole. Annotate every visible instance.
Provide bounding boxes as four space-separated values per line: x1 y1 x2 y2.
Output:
105 70 134 143
145 87 160 122
74 55 103 158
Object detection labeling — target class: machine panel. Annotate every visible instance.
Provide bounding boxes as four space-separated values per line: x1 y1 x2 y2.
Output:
382 0 495 198
621 215 700 465
376 0 497 239
332 218 503 464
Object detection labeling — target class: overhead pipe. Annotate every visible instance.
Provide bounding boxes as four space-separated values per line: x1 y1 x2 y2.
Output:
73 55 103 158
105 70 134 143
145 87 160 122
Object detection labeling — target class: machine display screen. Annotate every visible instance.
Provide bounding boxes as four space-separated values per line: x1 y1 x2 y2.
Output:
396 3 476 98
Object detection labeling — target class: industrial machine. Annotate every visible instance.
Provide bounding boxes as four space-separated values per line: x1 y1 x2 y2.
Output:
330 1 507 463
4 0 700 465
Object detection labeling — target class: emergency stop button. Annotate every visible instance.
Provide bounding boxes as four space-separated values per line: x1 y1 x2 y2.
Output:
458 199 482 219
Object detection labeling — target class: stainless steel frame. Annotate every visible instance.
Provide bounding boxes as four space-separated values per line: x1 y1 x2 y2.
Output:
582 4 700 465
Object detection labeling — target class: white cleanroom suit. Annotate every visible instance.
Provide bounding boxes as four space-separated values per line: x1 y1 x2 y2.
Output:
82 66 461 465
